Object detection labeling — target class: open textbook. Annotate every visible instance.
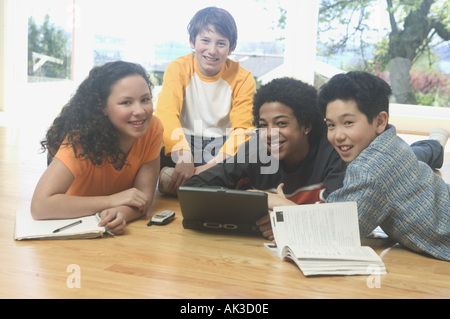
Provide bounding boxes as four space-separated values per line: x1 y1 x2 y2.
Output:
15 210 112 240
266 202 387 276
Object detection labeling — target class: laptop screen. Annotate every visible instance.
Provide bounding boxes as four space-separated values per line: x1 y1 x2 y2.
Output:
177 186 268 234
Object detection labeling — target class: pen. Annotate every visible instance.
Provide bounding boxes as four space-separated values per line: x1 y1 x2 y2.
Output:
53 220 82 233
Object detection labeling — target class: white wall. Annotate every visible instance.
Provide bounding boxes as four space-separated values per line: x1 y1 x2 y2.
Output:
390 104 450 135
0 0 6 112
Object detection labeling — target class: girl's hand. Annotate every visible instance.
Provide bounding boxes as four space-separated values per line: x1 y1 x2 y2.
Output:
98 209 126 235
109 188 149 213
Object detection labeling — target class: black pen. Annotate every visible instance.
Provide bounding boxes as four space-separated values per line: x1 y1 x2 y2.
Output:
53 220 82 233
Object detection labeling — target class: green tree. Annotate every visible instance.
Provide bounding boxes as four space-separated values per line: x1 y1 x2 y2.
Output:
28 14 71 80
318 0 450 104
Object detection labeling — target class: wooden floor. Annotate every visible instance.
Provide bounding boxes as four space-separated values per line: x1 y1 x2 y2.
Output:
1 112 449 299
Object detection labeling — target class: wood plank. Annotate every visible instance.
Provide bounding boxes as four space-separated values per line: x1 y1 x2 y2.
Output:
0 125 449 299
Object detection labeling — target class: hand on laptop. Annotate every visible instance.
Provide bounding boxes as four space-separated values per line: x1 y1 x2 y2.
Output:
265 184 296 210
255 184 295 241
170 162 195 194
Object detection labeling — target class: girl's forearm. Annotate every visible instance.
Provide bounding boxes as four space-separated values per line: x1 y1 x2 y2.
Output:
31 194 112 220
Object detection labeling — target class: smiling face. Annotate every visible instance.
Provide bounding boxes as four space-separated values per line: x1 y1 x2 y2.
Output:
258 101 311 170
190 25 231 77
104 74 153 152
325 99 387 163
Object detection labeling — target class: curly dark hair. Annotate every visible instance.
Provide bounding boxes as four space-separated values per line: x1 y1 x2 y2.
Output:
41 61 153 166
252 77 325 145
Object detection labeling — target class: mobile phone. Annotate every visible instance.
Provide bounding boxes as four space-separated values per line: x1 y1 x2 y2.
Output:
147 210 175 226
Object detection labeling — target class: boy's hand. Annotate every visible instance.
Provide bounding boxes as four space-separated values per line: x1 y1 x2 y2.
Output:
194 162 214 175
167 150 195 194
256 214 274 241
170 161 195 194
267 183 296 210
194 152 229 175
256 184 295 241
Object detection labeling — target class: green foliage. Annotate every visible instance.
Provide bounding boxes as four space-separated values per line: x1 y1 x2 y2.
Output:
370 66 450 107
317 0 449 64
28 15 71 80
415 92 449 108
318 0 375 57
315 0 449 106
371 38 391 70
411 69 450 107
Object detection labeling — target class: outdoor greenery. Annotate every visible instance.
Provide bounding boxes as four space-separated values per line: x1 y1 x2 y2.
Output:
26 2 449 107
315 0 450 107
28 14 71 81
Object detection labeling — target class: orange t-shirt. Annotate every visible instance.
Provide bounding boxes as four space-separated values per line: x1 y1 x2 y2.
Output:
55 116 163 196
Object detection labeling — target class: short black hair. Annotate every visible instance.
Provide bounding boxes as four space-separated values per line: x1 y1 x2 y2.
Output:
253 77 325 144
188 7 238 52
318 71 392 124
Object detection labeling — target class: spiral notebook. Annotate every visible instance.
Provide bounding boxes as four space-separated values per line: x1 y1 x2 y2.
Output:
14 210 112 240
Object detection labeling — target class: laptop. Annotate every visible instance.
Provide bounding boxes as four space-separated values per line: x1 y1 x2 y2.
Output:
177 186 268 235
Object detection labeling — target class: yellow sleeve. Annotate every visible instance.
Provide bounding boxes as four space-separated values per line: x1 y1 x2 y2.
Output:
155 56 192 156
220 67 256 156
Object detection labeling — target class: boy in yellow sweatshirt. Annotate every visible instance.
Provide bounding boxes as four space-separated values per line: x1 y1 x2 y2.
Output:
155 7 255 195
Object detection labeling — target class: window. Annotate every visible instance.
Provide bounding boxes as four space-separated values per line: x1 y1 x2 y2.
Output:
26 0 74 83
316 0 450 108
3 0 447 134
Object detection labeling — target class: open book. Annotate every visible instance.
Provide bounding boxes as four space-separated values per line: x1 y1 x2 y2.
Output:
266 202 386 276
15 210 112 240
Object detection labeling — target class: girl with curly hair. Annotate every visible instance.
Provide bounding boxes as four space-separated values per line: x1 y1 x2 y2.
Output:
31 61 163 235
